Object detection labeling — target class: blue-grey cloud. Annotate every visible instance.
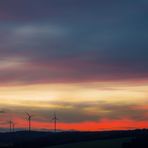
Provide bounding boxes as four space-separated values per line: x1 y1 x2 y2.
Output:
0 0 147 84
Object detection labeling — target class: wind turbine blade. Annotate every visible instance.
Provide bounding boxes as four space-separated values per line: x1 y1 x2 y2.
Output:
25 112 29 116
25 112 32 118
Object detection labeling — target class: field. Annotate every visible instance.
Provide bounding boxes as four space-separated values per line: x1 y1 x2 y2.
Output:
0 130 143 147
47 137 132 148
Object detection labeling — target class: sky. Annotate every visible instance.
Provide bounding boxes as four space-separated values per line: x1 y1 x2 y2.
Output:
0 0 148 131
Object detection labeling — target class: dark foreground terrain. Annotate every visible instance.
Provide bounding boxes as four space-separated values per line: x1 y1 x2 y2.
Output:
0 129 148 148
46 137 131 148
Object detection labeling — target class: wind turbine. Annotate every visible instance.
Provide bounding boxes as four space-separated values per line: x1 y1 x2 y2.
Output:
8 120 13 133
12 122 16 132
51 112 58 132
25 112 32 132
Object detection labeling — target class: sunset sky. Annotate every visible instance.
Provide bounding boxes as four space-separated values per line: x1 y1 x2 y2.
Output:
0 0 148 131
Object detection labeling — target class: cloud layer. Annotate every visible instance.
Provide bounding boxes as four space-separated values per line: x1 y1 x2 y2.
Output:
0 0 147 84
1 100 148 123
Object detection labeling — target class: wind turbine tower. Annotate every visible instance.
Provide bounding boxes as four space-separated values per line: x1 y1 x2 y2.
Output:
8 120 13 133
25 112 32 132
12 122 16 132
52 112 58 132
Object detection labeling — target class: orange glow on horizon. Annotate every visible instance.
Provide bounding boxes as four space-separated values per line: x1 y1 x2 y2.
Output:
1 117 148 131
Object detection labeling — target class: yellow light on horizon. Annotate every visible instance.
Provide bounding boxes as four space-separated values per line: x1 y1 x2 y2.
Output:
0 81 147 110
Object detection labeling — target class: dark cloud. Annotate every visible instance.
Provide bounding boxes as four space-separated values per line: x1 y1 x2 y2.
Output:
0 0 147 84
3 101 148 123
0 110 5 114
